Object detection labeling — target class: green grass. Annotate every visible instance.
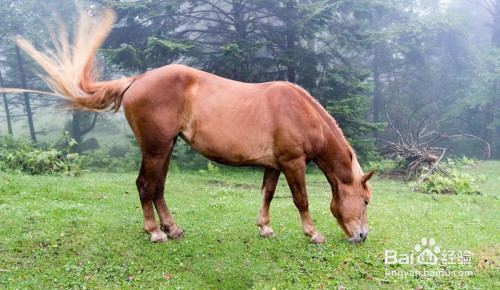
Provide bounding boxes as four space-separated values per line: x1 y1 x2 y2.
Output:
0 162 499 289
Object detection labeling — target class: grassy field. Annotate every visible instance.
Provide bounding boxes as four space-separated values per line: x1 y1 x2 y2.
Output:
0 162 499 289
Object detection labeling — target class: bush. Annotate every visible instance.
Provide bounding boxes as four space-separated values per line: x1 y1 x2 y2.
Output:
81 139 141 172
418 169 482 195
81 135 214 172
416 157 483 195
198 161 220 175
0 134 81 175
363 158 399 175
171 138 213 171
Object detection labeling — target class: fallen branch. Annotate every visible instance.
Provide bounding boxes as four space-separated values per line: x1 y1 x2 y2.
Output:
445 134 491 159
380 104 491 186
0 172 11 182
409 149 446 193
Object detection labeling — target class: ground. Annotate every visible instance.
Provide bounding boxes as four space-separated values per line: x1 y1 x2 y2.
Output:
0 162 499 288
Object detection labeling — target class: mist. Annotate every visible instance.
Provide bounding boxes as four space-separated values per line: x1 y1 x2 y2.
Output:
0 0 499 163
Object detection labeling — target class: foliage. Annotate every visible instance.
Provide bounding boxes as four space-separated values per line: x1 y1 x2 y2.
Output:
411 157 483 195
418 169 482 195
198 161 220 175
79 135 217 172
448 47 500 158
81 148 140 173
446 156 476 167
363 158 399 174
81 136 141 172
0 133 80 175
321 68 385 162
101 38 196 71
99 0 187 73
144 37 196 68
171 138 213 171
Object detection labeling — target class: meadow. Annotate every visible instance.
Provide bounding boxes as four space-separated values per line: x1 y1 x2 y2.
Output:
0 162 498 289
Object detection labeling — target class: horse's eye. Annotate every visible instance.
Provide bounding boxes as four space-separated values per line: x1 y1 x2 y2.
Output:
364 200 369 206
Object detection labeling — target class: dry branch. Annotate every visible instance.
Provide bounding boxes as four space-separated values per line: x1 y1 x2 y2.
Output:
0 172 11 182
380 104 490 192
409 149 446 193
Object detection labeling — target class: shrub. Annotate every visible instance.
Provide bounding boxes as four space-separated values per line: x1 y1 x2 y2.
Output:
418 168 482 195
0 133 81 175
363 158 399 175
171 138 213 171
199 161 220 175
81 140 141 172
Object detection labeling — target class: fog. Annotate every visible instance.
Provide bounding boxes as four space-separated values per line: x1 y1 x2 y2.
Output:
0 0 499 162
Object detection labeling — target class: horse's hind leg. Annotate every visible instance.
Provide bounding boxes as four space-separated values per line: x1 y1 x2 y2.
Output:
136 153 168 242
136 139 182 242
257 167 280 237
154 145 184 239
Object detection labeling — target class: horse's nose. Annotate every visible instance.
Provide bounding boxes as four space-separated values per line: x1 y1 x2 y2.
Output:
348 232 366 243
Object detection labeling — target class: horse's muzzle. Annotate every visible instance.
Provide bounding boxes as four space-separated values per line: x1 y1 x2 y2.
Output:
348 231 368 243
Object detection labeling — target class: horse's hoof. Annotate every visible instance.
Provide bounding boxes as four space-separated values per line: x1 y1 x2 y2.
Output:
260 226 276 238
310 233 325 244
150 231 169 243
168 228 184 240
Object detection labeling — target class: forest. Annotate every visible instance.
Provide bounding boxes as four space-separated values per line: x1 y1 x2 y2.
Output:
0 0 499 166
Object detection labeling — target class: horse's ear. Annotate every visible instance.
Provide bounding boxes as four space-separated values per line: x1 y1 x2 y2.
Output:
362 170 376 184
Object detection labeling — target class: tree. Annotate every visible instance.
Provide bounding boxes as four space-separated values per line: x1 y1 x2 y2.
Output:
97 0 383 160
444 0 500 157
0 0 79 140
99 0 192 73
175 0 275 81
0 68 13 135
14 45 36 141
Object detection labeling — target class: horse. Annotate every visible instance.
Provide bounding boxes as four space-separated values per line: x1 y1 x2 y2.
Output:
3 10 375 244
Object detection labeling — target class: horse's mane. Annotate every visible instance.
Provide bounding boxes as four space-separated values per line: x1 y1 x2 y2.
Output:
284 83 354 154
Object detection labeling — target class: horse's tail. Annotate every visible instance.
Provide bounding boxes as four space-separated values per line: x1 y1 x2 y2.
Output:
2 9 133 112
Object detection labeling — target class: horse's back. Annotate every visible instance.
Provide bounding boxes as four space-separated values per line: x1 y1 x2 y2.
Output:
124 65 327 167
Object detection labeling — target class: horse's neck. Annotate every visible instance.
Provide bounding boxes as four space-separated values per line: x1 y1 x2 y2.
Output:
293 87 360 186
315 132 358 188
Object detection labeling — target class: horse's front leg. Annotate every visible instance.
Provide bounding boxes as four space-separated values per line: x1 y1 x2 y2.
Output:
282 158 325 244
257 167 281 237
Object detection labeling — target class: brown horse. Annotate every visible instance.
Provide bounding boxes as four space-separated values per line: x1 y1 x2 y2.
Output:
4 10 375 244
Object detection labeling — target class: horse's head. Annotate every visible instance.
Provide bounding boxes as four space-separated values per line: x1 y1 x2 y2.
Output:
330 169 375 243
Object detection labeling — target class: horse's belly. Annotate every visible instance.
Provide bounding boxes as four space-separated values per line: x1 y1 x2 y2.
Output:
180 125 277 167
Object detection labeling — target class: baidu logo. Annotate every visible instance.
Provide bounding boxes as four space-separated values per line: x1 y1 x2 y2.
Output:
384 237 472 266
414 237 440 265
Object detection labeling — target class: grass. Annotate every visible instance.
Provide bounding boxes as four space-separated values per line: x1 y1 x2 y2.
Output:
0 162 499 289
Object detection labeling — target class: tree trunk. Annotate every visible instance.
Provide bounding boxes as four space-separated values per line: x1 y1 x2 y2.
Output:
71 111 98 151
484 0 500 155
286 29 296 83
15 45 36 141
285 1 297 83
373 45 381 124
492 0 500 47
0 69 13 135
71 112 82 145
231 0 246 81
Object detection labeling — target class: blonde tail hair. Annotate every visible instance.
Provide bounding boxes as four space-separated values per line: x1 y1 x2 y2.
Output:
1 9 134 112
